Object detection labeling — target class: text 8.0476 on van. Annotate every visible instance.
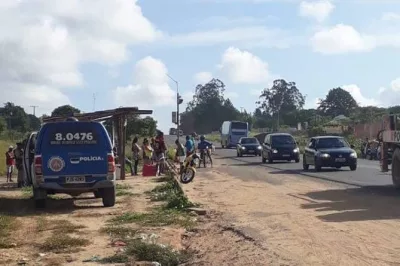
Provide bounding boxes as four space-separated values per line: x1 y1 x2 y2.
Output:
50 132 97 145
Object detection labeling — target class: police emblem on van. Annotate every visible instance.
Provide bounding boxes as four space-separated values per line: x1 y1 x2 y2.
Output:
79 156 104 162
48 156 65 172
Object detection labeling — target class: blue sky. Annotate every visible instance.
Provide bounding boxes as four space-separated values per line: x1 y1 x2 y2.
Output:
2 0 400 132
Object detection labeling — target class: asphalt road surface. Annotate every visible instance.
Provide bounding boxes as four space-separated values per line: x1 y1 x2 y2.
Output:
164 135 393 187
214 147 393 187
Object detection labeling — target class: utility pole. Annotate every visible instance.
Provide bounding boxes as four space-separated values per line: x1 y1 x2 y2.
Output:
167 74 182 140
92 93 96 111
30 105 38 116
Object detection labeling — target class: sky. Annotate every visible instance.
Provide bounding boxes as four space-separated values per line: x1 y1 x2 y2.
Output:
1 0 400 132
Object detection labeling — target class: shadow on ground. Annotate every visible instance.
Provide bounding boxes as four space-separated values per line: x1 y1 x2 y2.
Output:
0 194 104 216
300 185 400 222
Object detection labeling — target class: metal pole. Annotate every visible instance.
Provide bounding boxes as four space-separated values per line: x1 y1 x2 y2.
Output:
167 74 180 141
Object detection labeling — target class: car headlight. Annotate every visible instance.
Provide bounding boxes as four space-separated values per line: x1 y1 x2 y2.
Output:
320 153 330 158
293 148 299 153
257 146 262 150
272 149 278 153
350 152 357 158
241 147 246 150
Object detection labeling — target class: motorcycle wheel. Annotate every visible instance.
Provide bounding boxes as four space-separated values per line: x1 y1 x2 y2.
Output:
180 167 196 184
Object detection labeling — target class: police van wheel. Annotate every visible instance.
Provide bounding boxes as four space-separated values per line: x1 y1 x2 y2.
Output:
102 187 116 207
94 191 102 198
33 188 47 209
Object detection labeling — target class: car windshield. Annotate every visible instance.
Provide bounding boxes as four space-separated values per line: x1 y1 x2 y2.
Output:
241 138 258 144
271 135 295 145
316 138 349 149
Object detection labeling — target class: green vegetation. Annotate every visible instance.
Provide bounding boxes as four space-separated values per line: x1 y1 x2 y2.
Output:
101 239 192 265
179 78 400 151
36 217 89 252
101 174 195 265
116 183 135 196
0 215 17 248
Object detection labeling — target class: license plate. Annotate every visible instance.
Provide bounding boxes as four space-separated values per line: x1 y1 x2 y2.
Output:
282 154 290 157
335 158 346 162
248 150 254 153
65 176 85 183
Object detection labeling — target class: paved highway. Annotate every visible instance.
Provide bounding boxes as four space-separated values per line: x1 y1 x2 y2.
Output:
214 147 393 187
164 135 393 187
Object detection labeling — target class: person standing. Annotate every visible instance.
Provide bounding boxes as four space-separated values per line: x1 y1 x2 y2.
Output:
185 135 194 157
142 138 153 165
5 146 15 183
14 143 24 187
131 137 141 176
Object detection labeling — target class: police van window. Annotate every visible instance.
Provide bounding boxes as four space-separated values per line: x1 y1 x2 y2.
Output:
45 123 101 146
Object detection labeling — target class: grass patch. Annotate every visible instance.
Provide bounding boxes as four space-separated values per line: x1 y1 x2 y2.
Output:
21 186 33 197
39 233 90 253
116 183 134 197
0 215 17 248
100 239 192 265
109 209 195 229
36 217 85 234
100 225 138 239
0 140 10 176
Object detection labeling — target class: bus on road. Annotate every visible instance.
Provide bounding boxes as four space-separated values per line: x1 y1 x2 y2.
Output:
220 121 249 148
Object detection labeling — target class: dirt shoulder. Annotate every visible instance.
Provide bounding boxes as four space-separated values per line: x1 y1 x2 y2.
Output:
0 175 198 266
181 159 400 266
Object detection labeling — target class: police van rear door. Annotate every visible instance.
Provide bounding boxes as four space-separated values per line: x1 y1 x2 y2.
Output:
39 121 112 181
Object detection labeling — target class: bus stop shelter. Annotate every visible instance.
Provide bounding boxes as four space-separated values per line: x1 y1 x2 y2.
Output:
42 107 153 180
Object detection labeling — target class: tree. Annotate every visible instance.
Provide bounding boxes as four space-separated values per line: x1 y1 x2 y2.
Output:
0 117 6 134
27 114 41 131
257 79 305 129
181 79 241 133
318 87 358 117
51 105 81 117
0 102 29 132
104 115 158 140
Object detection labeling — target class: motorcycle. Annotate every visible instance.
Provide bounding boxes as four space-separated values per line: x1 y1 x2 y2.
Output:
198 146 213 168
179 152 200 184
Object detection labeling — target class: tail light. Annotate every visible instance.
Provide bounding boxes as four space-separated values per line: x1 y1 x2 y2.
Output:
107 153 115 173
34 155 42 176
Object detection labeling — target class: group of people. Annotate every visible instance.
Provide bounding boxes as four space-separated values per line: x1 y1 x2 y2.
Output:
4 142 25 187
129 130 168 176
174 133 214 167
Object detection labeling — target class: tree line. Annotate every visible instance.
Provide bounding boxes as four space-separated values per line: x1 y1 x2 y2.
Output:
180 78 400 134
0 103 157 140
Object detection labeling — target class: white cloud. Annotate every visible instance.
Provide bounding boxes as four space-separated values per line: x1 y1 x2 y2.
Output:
165 26 293 49
339 79 400 108
194 72 213 84
310 24 376 54
381 12 400 21
197 16 277 28
225 92 239 99
0 0 160 115
299 0 335 22
342 85 379 106
217 47 274 84
114 56 175 108
304 97 320 109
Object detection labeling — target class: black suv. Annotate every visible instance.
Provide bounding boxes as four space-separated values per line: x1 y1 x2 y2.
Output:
261 133 300 163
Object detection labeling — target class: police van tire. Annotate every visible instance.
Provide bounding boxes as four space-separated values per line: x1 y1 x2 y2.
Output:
33 188 47 208
102 187 116 207
94 191 102 198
